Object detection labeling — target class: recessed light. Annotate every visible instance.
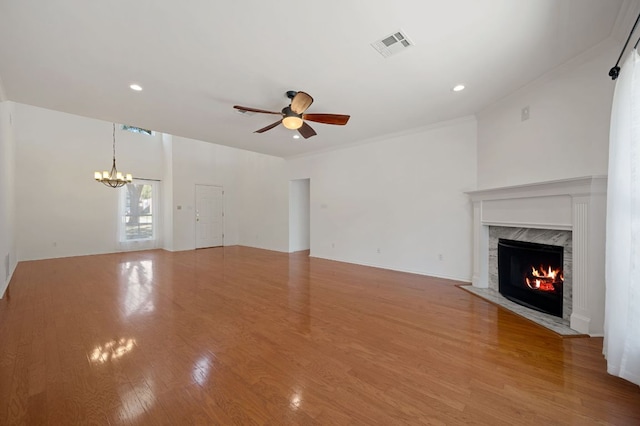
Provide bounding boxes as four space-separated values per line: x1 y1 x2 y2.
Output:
452 84 465 92
293 134 301 139
129 84 143 91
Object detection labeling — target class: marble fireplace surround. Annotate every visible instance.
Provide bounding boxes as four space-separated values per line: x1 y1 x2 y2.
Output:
466 176 607 336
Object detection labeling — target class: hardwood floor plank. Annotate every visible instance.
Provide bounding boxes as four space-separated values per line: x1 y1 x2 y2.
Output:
0 246 638 425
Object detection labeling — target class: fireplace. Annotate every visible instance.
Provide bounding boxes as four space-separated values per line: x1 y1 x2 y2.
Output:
498 238 564 317
466 176 607 335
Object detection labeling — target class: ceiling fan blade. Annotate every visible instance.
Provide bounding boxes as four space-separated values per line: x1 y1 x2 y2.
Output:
298 122 317 139
234 105 281 115
303 113 350 125
254 120 282 133
290 92 314 114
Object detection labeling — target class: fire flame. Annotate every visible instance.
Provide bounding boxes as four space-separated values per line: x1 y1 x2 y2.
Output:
525 265 563 292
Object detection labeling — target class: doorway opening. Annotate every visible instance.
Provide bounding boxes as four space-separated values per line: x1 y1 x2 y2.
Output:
289 179 310 253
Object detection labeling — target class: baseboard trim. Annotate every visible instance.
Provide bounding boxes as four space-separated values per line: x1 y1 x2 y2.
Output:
309 254 471 283
1 262 16 299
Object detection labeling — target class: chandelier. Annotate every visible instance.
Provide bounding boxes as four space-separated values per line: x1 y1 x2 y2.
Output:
94 123 132 188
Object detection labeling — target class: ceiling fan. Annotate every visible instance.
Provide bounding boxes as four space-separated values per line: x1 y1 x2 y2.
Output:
233 91 350 139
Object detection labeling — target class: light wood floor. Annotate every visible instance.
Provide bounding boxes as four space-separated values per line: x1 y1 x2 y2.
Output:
0 247 638 425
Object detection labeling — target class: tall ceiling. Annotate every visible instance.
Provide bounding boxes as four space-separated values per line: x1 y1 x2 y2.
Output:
0 0 637 158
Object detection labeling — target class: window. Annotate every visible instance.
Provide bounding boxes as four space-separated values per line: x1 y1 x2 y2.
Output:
121 124 153 136
119 181 158 244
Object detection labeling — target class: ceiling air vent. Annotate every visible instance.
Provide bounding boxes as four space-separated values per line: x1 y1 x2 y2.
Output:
371 30 414 58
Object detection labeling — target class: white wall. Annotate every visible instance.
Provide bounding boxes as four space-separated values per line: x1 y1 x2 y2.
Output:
237 152 289 252
170 135 240 251
10 101 475 279
287 118 477 281
0 101 17 297
477 40 618 188
11 103 292 260
162 133 174 251
169 135 289 253
289 178 310 252
15 103 164 260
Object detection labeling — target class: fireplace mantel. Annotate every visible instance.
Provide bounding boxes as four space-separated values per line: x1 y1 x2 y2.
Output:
465 176 607 335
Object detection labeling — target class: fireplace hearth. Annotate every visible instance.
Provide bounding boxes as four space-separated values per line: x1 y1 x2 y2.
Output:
498 238 564 317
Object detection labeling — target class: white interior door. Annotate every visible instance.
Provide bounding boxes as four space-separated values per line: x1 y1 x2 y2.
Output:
195 185 223 249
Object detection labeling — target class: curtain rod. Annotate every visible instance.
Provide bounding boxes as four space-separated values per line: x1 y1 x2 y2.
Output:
609 11 640 80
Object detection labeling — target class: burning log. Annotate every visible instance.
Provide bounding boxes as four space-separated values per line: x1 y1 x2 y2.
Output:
525 265 563 292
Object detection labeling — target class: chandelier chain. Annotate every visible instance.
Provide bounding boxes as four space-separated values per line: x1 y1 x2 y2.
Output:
94 123 133 188
112 123 116 162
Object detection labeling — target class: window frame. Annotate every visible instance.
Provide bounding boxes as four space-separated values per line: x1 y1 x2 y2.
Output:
118 179 159 246
121 124 154 136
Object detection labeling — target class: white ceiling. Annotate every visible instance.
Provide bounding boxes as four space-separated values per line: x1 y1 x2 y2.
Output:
0 0 637 158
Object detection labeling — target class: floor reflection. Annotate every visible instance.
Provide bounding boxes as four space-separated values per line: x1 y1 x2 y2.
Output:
120 260 156 317
289 390 303 411
191 353 214 386
89 338 136 364
495 308 566 387
116 377 156 421
288 255 311 334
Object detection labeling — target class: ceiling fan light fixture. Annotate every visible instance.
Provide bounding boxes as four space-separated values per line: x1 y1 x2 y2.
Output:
235 91 350 138
282 107 303 130
282 116 303 130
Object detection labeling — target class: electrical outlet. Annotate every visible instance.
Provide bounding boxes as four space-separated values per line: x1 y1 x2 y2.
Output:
438 253 443 261
521 106 530 121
